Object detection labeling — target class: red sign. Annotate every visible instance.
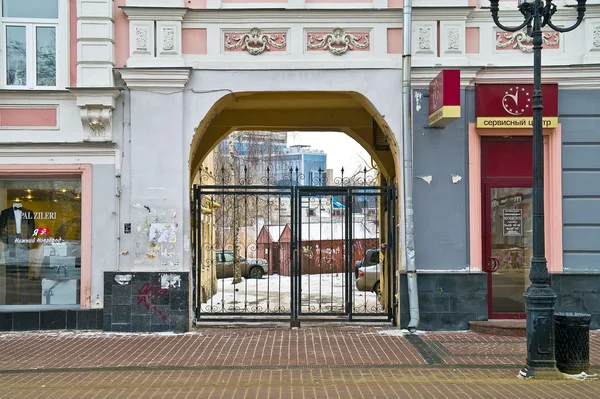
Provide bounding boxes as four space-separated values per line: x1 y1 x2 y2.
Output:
475 83 558 128
428 69 461 127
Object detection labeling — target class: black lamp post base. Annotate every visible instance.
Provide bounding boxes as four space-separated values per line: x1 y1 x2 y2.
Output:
520 283 561 379
519 365 562 380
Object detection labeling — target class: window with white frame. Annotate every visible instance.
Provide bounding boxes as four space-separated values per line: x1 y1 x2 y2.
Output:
2 0 60 89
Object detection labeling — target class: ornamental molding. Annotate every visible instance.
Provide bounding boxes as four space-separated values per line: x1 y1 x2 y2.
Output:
447 27 460 51
135 27 149 51
306 28 370 56
417 26 433 52
81 107 113 142
121 6 188 21
162 27 176 51
117 67 191 89
69 88 121 143
593 25 600 48
223 28 286 55
496 29 560 53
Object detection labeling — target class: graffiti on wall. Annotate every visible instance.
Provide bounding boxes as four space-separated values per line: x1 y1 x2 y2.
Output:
136 281 169 321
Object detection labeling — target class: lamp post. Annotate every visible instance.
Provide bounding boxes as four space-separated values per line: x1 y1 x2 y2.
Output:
488 0 586 378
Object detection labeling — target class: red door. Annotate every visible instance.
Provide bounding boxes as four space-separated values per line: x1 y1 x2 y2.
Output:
481 137 533 319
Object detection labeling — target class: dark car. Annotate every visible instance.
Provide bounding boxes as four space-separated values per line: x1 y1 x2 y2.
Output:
354 248 379 278
215 249 269 279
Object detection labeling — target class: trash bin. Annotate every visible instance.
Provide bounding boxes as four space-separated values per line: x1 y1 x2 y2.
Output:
554 312 591 374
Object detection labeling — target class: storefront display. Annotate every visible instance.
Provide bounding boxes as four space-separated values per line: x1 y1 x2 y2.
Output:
0 179 81 306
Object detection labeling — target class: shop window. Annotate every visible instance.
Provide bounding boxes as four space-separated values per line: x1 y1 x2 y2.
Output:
0 178 81 306
2 0 61 89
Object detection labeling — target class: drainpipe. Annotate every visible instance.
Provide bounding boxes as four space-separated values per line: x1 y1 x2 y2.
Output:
402 0 420 332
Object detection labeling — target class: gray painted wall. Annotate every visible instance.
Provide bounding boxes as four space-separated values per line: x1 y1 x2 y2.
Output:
90 163 118 307
411 89 469 271
559 90 600 272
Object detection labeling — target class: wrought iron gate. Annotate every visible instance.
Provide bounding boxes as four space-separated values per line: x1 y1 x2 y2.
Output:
192 168 397 324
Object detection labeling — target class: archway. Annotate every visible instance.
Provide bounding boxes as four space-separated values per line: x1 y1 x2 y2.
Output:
189 91 401 325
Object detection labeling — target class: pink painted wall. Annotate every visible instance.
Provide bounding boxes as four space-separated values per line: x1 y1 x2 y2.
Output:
182 28 207 55
306 0 371 3
468 0 480 7
0 108 57 127
70 0 77 87
387 28 402 54
114 0 129 68
185 0 207 7
222 0 286 3
466 27 480 54
388 0 403 8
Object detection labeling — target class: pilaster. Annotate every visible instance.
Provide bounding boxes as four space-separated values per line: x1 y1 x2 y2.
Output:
77 0 115 87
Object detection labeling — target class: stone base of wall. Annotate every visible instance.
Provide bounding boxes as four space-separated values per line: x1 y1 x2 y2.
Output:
103 272 190 333
398 272 488 331
551 273 600 329
0 309 103 331
397 272 600 331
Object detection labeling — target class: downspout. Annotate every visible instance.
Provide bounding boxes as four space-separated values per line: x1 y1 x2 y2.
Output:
402 0 420 332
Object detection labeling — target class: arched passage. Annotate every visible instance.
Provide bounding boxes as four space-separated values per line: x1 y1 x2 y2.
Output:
189 91 399 182
190 91 401 325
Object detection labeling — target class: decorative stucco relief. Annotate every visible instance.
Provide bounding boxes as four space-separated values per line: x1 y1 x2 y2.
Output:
135 27 148 52
163 27 175 51
81 107 113 142
496 29 560 53
306 28 370 55
418 27 432 51
593 25 600 48
223 28 286 55
447 27 460 51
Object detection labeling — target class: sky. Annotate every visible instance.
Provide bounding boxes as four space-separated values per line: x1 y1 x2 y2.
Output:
287 131 372 178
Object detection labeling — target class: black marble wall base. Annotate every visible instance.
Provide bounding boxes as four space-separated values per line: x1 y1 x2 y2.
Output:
103 272 190 333
398 272 488 331
0 309 103 332
551 274 600 329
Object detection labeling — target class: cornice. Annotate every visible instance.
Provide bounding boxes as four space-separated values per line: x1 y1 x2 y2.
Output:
116 67 192 90
412 65 600 89
0 144 118 159
471 65 600 88
468 5 600 23
411 68 480 88
68 87 122 106
120 6 188 20
0 90 74 101
182 7 473 24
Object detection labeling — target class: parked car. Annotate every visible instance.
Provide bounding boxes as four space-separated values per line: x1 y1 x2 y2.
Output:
354 248 380 278
215 250 268 279
355 264 380 293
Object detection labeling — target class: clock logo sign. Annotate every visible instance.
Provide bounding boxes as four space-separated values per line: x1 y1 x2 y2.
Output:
432 79 440 110
502 86 531 116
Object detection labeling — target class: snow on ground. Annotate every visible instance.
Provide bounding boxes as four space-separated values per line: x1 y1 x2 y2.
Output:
200 273 384 315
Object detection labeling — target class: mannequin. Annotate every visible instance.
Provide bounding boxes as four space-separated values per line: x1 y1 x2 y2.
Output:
0 201 36 304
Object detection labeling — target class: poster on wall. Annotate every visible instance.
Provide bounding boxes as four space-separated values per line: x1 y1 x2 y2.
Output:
503 209 523 237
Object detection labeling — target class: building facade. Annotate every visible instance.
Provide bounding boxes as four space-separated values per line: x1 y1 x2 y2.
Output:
0 0 600 332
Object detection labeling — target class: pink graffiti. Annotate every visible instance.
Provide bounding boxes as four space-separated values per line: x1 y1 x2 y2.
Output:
136 282 168 321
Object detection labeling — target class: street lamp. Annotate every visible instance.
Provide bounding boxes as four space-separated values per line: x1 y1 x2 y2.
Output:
488 0 587 378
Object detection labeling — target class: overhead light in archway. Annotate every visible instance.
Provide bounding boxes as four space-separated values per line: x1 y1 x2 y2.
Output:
373 119 389 151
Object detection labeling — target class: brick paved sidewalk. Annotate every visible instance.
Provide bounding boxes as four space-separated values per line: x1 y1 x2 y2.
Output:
0 326 598 398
